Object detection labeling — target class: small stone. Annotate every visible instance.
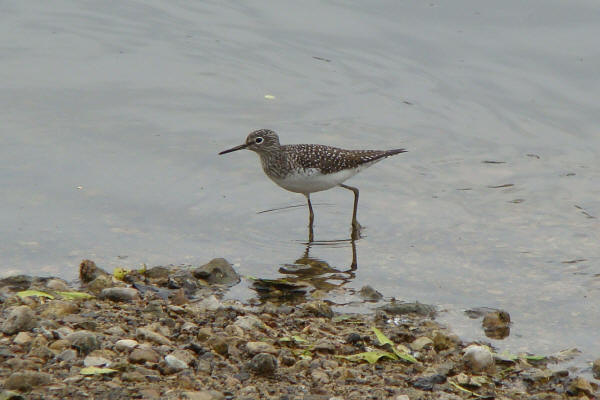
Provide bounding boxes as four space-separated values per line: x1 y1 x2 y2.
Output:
482 310 511 339
115 339 139 351
412 374 446 390
432 331 460 351
66 331 99 355
378 301 436 317
208 337 229 356
182 391 225 400
105 325 126 336
99 287 140 302
246 341 277 355
593 358 600 379
302 301 333 319
358 285 383 301
1 305 38 334
122 371 146 382
463 344 494 372
45 278 69 291
311 369 330 384
234 315 265 331
410 337 434 351
196 295 223 312
57 349 77 362
164 354 188 371
224 323 244 337
13 331 33 345
87 275 113 294
41 300 79 319
129 348 160 364
79 259 109 282
136 327 172 345
4 371 52 391
146 266 170 279
346 332 362 344
395 395 410 400
193 258 240 287
28 345 53 360
83 355 111 367
568 376 594 396
49 339 70 351
248 352 277 375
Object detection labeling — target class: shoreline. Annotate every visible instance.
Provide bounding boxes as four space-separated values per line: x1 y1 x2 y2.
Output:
0 259 597 399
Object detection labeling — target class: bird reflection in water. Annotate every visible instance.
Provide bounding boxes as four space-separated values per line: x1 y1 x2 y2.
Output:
251 224 359 304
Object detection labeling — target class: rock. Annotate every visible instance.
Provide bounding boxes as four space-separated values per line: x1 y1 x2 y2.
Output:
346 332 362 344
412 374 446 390
463 344 494 372
87 275 113 294
395 396 410 400
164 354 188 371
13 331 33 345
208 337 229 356
4 371 52 391
99 287 140 302
115 339 139 351
358 285 383 301
192 258 240 287
181 391 225 400
1 306 38 334
311 369 330 384
28 345 53 360
196 295 223 312
302 301 333 318
41 300 79 319
146 266 171 280
129 348 160 364
45 278 69 291
378 301 436 317
66 331 99 355
432 331 460 351
482 310 511 339
122 371 146 382
83 355 111 367
234 315 265 331
79 259 109 282
49 339 70 351
410 336 434 351
593 358 600 379
136 327 172 345
568 376 594 396
248 353 277 375
56 349 77 362
246 341 277 355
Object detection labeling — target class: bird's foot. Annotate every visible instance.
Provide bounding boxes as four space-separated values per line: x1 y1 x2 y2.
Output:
351 221 362 240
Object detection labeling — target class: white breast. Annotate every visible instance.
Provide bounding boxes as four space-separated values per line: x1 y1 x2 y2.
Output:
269 167 364 194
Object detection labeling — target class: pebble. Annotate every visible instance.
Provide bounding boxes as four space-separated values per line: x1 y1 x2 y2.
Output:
4 371 52 391
410 336 433 351
208 336 229 356
115 339 139 351
46 278 69 291
193 258 240 287
311 369 330 384
41 300 79 318
248 352 277 375
56 349 77 362
66 330 99 355
136 327 172 345
99 287 140 302
234 315 265 331
358 285 383 301
395 395 410 400
302 301 333 318
181 390 225 400
1 305 38 334
463 344 494 372
165 354 189 371
83 355 111 367
593 358 600 379
129 348 160 364
13 331 34 345
196 295 223 312
246 341 277 355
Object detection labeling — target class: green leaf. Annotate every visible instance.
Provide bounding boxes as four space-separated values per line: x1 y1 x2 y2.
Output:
292 349 313 360
336 350 398 364
524 355 546 362
332 314 355 322
449 381 485 398
372 327 394 347
16 290 54 299
80 367 118 375
394 349 417 363
56 291 94 300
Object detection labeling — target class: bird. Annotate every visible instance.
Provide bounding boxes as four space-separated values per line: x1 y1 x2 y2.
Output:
219 129 406 239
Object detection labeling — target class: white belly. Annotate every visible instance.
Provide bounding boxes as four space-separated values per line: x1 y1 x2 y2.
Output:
269 168 360 194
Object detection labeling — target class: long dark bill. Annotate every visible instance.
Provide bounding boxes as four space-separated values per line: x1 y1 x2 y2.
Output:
218 143 248 155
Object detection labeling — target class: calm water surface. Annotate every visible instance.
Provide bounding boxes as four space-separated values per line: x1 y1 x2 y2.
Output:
1 0 599 374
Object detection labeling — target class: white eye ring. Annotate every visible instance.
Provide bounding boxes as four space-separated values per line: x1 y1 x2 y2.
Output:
255 137 263 144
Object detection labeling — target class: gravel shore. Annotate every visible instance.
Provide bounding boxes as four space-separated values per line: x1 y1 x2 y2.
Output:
0 259 597 399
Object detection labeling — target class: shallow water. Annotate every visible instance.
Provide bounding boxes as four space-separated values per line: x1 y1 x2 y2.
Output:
2 0 599 373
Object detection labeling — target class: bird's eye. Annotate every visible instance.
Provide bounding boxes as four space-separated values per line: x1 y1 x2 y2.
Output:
255 137 264 144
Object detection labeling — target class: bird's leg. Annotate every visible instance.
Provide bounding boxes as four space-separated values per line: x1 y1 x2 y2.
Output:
339 184 361 238
305 194 314 242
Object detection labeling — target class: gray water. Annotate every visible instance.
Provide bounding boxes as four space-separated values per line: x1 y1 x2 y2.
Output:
2 1 599 374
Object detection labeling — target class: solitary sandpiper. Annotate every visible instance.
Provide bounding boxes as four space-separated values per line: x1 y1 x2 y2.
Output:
219 129 406 239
